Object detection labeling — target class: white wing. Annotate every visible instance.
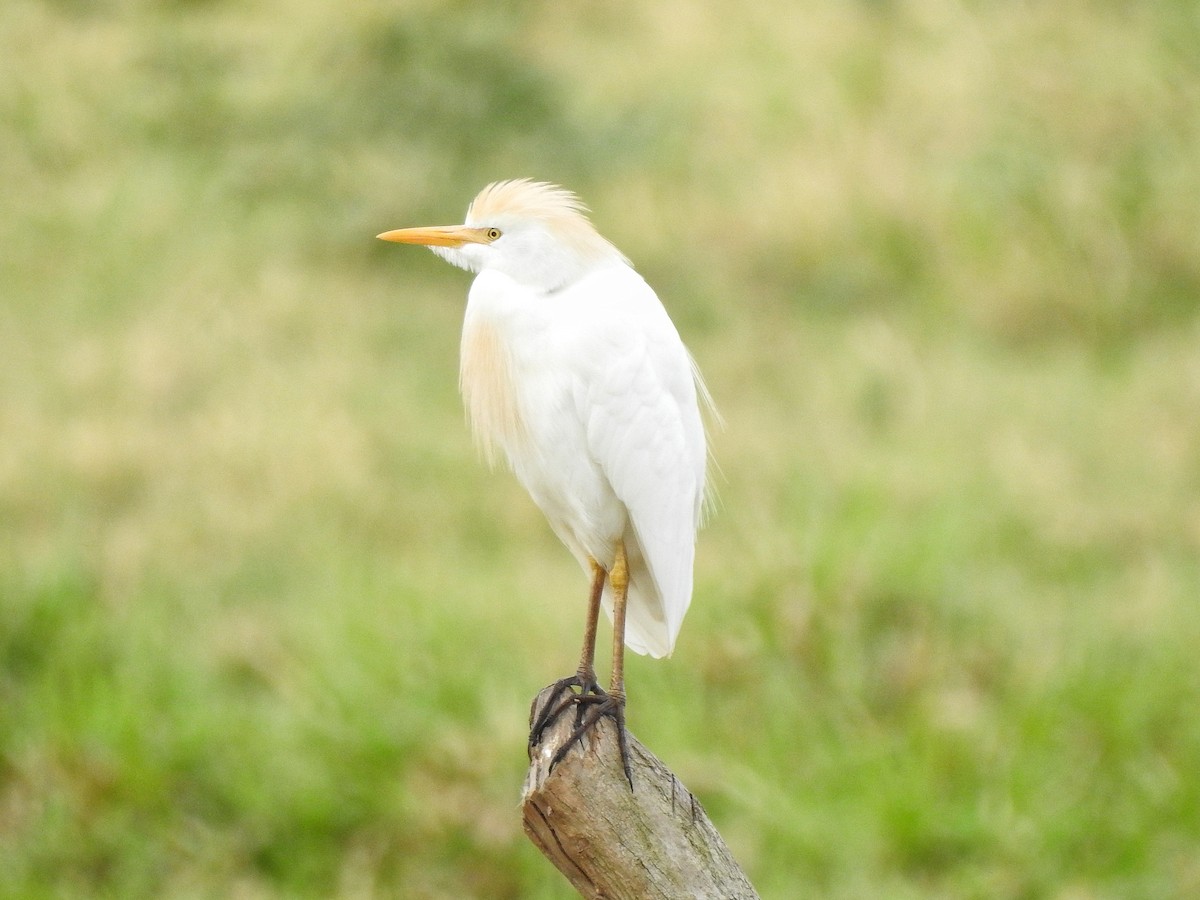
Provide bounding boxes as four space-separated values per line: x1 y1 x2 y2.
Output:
583 279 708 658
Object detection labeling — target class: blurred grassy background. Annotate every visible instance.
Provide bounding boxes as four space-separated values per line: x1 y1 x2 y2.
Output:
3 0 1200 897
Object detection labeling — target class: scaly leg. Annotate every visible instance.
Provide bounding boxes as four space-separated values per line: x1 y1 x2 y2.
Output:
548 540 635 790
608 542 629 705
528 557 608 750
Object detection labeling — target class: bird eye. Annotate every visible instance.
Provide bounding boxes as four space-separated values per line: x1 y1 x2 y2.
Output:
485 228 502 241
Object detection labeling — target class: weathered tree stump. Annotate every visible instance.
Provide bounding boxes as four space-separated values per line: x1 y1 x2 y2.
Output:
522 685 759 899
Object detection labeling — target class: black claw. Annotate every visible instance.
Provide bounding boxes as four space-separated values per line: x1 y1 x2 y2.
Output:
528 673 606 753
546 694 635 792
528 675 633 789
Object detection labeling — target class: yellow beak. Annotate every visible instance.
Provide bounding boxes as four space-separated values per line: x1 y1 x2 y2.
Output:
376 225 492 247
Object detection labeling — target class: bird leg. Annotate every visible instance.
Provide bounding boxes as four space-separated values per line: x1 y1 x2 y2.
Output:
608 542 629 705
544 541 635 791
528 557 608 750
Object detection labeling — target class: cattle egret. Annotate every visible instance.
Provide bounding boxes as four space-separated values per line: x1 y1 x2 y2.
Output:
378 180 713 784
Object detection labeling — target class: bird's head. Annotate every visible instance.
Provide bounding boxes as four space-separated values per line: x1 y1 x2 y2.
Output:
378 180 626 293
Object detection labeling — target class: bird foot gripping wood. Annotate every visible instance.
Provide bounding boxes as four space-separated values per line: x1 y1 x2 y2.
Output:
522 683 761 898
555 693 634 791
528 678 634 791
527 672 606 748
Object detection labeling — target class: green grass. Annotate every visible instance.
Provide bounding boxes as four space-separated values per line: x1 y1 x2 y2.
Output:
3 1 1200 897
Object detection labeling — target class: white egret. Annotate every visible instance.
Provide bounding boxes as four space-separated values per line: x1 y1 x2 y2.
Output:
377 180 713 784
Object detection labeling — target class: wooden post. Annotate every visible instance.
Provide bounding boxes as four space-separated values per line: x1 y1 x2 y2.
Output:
521 685 759 899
